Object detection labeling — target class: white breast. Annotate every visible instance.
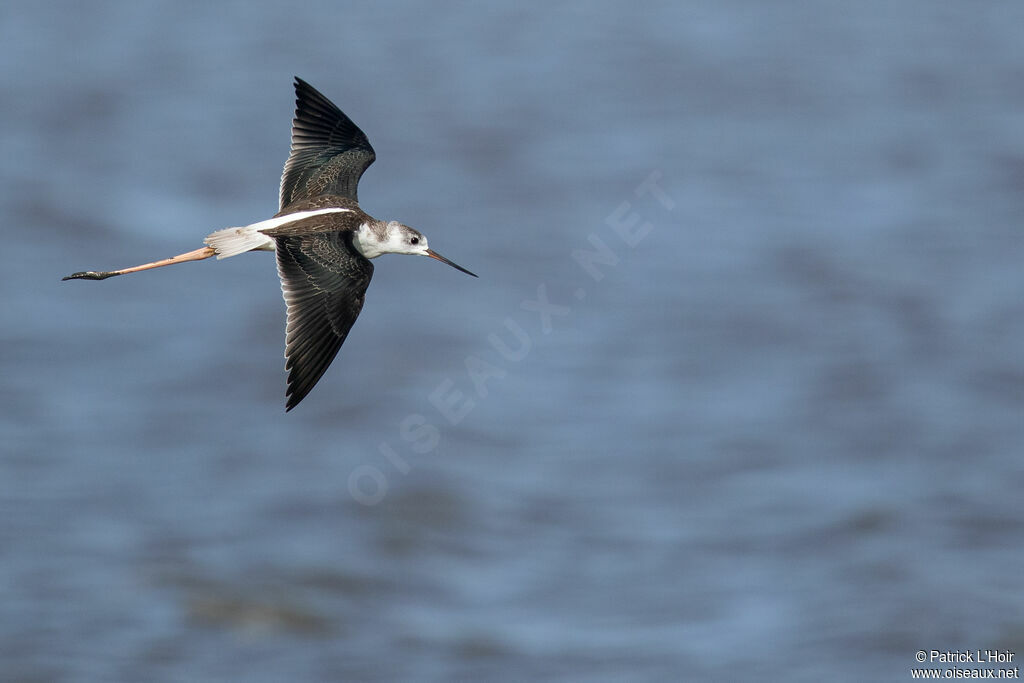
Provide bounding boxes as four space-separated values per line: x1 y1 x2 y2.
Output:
351 222 386 259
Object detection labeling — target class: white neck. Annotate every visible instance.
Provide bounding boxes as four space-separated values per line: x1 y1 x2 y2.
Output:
352 221 392 259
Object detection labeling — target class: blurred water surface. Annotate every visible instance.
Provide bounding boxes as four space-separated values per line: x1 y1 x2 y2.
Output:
2 2 1024 681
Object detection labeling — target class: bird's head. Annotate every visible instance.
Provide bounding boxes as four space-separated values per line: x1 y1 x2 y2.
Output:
383 221 477 277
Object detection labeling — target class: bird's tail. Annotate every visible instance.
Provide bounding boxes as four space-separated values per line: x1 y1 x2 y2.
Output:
203 225 276 259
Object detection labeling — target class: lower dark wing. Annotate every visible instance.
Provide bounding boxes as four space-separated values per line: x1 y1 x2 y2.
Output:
273 232 374 411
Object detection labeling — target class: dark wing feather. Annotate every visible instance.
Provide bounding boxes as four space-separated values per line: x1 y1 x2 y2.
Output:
279 77 376 211
273 232 373 411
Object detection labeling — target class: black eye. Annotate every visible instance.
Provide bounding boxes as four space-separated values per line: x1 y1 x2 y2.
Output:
410 237 419 245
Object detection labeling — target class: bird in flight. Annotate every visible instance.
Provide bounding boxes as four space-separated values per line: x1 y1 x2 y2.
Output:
64 77 477 411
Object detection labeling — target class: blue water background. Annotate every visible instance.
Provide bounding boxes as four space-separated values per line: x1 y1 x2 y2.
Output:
2 2 1024 680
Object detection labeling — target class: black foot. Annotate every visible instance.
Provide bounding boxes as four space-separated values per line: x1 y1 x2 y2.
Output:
62 271 120 281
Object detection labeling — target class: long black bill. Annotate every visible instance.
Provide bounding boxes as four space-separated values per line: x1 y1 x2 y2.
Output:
425 249 477 277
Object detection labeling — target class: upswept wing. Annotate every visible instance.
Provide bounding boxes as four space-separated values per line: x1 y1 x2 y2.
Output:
279 77 376 211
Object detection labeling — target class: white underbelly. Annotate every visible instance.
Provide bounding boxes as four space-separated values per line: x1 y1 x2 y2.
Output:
203 208 353 259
